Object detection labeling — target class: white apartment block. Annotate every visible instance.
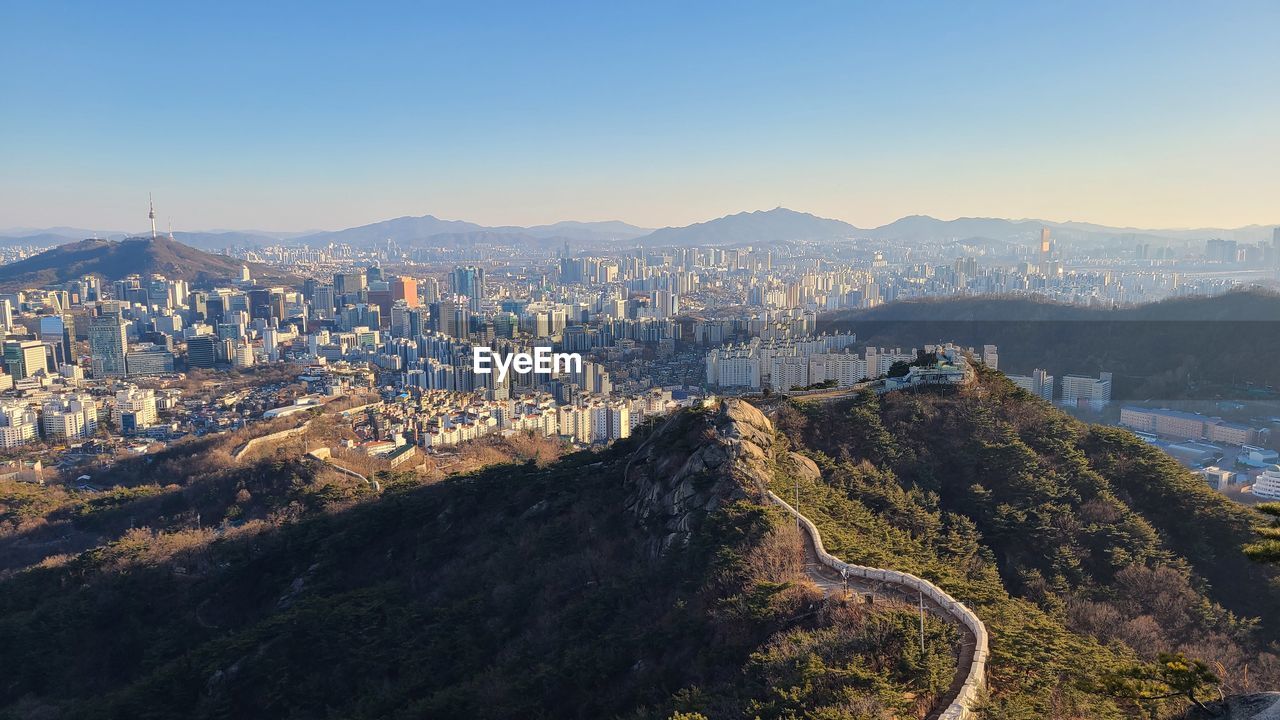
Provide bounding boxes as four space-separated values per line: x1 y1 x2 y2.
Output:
1060 372 1112 411
769 356 809 392
809 352 868 387
1007 368 1054 401
707 352 761 389
113 387 158 432
863 347 916 378
0 402 38 449
589 403 630 443
41 394 97 440
705 333 858 390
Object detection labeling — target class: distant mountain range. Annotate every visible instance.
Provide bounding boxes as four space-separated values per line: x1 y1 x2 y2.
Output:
634 208 855 246
0 218 655 251
2 209 1276 251
860 215 1278 247
636 210 1279 247
0 236 289 290
292 216 653 249
0 227 310 250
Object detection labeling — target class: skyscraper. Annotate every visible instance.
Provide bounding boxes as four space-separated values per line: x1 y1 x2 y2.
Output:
313 285 335 318
186 336 217 368
420 277 440 304
88 315 130 377
247 288 272 320
333 271 367 298
188 291 208 322
451 266 485 311
38 315 74 367
437 299 470 339
390 276 418 308
2 340 48 380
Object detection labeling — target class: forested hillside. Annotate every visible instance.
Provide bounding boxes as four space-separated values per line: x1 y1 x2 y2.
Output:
818 290 1280 401
0 236 290 289
1 374 1277 718
0 404 959 720
773 368 1280 717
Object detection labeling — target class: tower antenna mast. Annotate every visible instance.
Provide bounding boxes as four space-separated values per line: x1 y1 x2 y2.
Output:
148 193 157 240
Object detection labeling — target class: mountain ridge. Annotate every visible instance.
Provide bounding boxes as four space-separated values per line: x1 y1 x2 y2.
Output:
633 207 857 246
0 236 290 289
6 211 1275 250
293 215 652 247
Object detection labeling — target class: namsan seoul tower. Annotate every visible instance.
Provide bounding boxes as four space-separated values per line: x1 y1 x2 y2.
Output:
148 193 157 239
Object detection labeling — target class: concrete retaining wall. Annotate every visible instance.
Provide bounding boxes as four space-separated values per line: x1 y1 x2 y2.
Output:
232 421 313 462
767 490 989 720
306 448 380 492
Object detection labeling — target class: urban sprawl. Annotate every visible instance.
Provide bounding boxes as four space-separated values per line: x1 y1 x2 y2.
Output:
0 221 1277 501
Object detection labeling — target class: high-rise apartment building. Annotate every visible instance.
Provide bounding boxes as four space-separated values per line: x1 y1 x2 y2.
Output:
1060 372 1112 411
1007 369 1054 401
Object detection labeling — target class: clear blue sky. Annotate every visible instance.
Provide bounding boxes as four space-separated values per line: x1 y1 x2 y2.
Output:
2 1 1276 232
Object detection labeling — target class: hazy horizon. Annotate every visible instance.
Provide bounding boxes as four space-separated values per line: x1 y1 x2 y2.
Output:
3 207 1280 240
3 1 1277 232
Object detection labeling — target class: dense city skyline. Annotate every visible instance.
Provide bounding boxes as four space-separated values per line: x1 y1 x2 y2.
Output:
3 1 1278 231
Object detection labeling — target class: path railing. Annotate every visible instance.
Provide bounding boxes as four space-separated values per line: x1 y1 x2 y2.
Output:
766 490 989 720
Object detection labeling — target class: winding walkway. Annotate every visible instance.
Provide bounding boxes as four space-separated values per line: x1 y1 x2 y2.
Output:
768 491 989 720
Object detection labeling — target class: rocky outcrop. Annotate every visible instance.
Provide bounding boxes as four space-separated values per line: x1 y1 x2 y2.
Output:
624 399 777 556
779 450 821 485
1185 694 1280 720
624 398 990 719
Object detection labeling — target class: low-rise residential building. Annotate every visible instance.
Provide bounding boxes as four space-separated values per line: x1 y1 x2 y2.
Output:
1120 406 1271 447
